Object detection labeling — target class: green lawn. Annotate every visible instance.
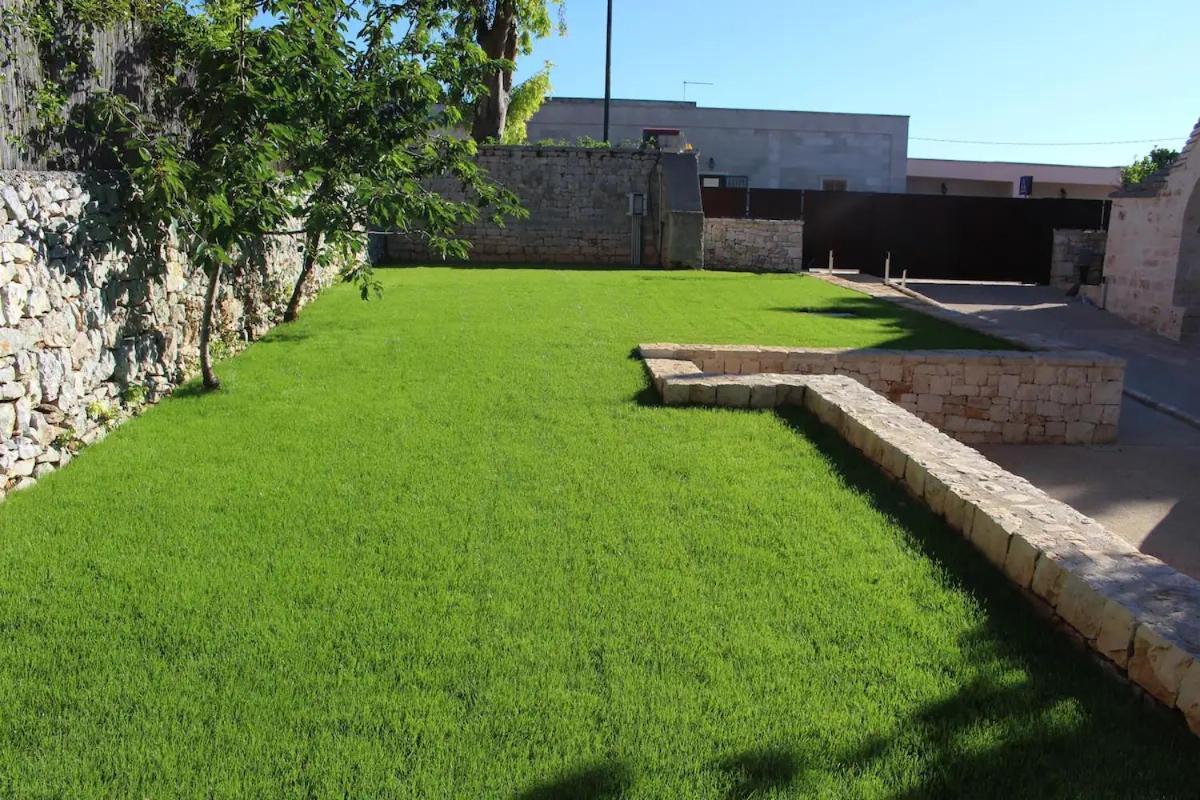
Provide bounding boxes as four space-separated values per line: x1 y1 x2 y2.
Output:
1 268 1197 798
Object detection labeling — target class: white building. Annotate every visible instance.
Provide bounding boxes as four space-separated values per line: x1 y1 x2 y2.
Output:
906 158 1121 200
526 97 910 193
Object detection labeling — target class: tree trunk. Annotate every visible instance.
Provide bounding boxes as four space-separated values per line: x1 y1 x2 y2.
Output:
470 8 519 141
284 230 321 322
199 260 223 390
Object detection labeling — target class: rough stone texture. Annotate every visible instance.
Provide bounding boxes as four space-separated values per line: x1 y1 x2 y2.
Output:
1050 229 1106 289
375 146 662 266
640 351 1200 736
639 343 1124 444
702 218 803 272
0 170 340 497
1102 117 1200 340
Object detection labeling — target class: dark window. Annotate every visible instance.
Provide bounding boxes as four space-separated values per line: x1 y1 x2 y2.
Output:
822 178 848 192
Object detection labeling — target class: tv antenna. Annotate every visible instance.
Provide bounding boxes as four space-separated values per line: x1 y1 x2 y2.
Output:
683 81 713 101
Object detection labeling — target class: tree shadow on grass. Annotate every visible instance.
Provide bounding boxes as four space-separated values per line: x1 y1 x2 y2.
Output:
767 297 1010 351
775 406 1200 798
516 760 631 800
717 748 802 800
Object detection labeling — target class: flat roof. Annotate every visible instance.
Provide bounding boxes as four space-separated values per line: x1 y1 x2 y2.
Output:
543 96 910 120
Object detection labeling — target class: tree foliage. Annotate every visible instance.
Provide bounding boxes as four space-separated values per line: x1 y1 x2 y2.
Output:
1121 147 1179 189
502 62 551 144
4 0 524 390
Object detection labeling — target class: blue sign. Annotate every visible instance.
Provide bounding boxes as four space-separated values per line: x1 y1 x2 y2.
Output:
1018 175 1034 197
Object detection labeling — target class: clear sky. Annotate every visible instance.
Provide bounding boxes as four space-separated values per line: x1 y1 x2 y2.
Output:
515 0 1199 167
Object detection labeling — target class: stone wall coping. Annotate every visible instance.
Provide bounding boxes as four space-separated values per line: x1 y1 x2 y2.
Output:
641 353 1200 735
639 343 1126 369
474 145 660 157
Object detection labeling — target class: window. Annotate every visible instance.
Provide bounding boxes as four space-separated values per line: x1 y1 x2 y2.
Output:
699 174 749 189
642 128 682 150
821 178 848 192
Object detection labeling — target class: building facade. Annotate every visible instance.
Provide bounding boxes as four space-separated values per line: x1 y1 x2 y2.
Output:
526 98 909 193
907 158 1121 200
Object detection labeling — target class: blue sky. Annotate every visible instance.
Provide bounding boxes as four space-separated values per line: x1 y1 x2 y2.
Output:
515 0 1199 167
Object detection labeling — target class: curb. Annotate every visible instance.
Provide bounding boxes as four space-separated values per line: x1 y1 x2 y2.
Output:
1123 388 1200 433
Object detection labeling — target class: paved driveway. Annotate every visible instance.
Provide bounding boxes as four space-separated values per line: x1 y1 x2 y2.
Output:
906 280 1200 579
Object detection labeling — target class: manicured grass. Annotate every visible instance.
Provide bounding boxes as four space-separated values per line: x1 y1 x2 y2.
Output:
0 269 1197 798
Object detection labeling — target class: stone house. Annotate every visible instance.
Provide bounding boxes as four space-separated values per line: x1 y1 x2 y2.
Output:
1101 117 1200 340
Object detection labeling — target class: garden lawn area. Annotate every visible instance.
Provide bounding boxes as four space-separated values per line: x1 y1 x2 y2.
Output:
2 268 1199 799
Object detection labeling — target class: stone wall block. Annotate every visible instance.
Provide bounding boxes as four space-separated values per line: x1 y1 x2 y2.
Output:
1128 625 1195 706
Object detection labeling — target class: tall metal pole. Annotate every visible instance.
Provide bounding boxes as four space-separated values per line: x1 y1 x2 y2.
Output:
603 0 613 143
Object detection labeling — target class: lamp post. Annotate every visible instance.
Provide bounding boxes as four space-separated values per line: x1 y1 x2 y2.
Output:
603 0 612 143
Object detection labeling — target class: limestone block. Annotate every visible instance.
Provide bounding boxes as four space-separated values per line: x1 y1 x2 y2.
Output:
1053 572 1107 640
661 380 692 406
1177 660 1200 735
903 456 928 498
1002 531 1039 588
749 383 777 408
1091 381 1123 404
1031 550 1068 607
715 383 750 408
966 503 1016 568
0 327 25 357
0 401 14 436
689 381 717 405
1128 625 1195 706
1094 601 1136 668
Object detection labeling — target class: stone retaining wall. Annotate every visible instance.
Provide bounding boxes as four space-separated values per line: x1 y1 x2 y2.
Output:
0 170 339 497
641 354 1200 736
375 146 662 266
1051 229 1106 289
702 218 804 272
640 344 1124 444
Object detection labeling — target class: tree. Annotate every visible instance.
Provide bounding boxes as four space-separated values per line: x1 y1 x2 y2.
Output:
270 0 524 322
501 62 551 144
456 0 564 142
1121 147 1179 189
14 0 523 388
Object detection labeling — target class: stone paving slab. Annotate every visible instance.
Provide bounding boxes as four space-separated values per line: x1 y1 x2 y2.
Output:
640 349 1200 736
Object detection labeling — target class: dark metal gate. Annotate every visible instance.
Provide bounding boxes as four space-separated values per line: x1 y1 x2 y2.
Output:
701 187 1111 284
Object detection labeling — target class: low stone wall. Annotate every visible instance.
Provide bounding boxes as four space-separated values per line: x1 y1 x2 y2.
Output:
702 218 803 272
375 146 663 266
0 170 338 497
641 356 1200 736
1050 229 1106 289
639 344 1124 444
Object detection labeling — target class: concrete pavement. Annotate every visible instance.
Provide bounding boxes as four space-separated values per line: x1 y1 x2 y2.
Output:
898 280 1200 580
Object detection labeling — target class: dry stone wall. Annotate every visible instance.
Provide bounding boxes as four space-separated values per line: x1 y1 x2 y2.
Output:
0 170 338 497
702 218 804 272
640 344 1124 444
375 146 661 266
1050 229 1106 289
